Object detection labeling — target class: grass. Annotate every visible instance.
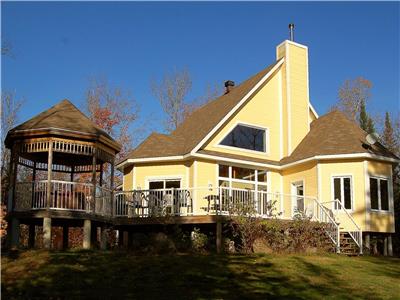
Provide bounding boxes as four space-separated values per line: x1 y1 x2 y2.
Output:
2 250 400 299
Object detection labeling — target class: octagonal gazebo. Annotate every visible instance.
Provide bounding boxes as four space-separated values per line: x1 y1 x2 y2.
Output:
5 99 121 249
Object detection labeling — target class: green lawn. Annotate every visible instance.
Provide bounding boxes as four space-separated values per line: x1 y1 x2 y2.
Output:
2 250 400 299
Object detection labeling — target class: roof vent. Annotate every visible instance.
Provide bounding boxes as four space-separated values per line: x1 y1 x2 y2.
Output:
289 23 295 41
224 80 235 94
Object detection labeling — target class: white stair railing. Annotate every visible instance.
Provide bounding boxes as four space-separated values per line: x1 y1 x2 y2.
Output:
321 199 363 254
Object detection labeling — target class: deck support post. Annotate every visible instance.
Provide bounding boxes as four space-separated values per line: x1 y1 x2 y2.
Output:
388 234 393 256
364 233 370 254
383 236 388 256
10 218 20 249
83 219 91 249
43 217 52 249
216 222 222 254
62 225 69 249
123 231 129 248
118 229 124 247
100 225 107 250
28 224 35 248
91 224 97 248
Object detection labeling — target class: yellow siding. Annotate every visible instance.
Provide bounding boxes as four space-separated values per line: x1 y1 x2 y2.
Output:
123 165 133 190
367 161 395 232
269 170 283 215
203 68 283 161
319 160 366 231
189 159 217 214
133 162 188 189
277 41 310 156
282 163 317 218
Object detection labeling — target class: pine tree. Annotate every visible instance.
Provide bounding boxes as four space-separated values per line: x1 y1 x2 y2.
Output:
359 100 369 131
366 117 375 134
382 112 396 153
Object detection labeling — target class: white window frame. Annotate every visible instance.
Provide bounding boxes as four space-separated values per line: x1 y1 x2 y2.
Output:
331 175 354 211
369 176 390 212
217 164 269 193
145 176 183 190
216 121 270 155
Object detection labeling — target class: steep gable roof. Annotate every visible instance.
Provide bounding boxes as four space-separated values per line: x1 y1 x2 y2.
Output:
124 60 282 161
280 110 398 164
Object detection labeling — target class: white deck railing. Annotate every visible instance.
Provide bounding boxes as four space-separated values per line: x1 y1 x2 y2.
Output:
14 180 112 217
15 182 352 252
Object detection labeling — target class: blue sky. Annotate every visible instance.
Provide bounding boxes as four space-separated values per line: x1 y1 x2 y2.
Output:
2 2 399 144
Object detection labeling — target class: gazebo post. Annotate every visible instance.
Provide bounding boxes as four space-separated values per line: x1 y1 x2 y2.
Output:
46 140 53 209
32 162 36 207
99 163 103 187
44 140 53 249
91 149 97 212
110 159 115 216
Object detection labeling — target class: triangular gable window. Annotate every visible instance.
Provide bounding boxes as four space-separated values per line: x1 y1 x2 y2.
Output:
220 124 266 152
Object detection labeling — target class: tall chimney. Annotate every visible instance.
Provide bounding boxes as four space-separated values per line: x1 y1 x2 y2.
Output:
289 23 295 41
224 80 235 94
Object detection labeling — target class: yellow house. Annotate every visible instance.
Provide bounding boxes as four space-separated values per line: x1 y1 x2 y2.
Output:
117 39 398 255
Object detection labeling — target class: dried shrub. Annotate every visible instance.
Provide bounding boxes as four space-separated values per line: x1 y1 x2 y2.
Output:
190 227 208 253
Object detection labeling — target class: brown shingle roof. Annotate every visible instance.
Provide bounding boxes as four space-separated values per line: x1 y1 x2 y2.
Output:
124 60 282 161
280 110 398 164
6 99 120 150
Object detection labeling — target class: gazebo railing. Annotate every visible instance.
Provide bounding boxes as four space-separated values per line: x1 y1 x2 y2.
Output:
14 180 112 217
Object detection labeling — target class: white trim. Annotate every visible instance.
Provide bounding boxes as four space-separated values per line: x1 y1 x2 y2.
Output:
291 179 305 217
306 46 310 132
331 174 354 212
215 121 270 156
281 153 400 169
369 175 392 213
192 152 279 169
309 103 319 118
278 69 283 159
190 59 284 154
363 161 370 231
119 152 399 172
286 42 292 155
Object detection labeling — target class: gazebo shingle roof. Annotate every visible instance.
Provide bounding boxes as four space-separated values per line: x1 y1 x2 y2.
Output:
6 99 120 151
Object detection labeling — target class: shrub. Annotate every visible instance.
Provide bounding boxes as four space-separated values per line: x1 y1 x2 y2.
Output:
191 228 208 253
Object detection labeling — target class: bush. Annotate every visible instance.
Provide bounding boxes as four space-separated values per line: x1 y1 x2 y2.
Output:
190 228 208 253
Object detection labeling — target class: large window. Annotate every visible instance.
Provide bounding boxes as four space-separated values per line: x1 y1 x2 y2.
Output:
218 164 268 192
370 177 389 211
332 176 352 210
220 124 267 152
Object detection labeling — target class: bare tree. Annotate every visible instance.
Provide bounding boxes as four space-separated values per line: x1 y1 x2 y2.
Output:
1 92 23 239
151 68 192 132
85 78 140 186
333 77 373 121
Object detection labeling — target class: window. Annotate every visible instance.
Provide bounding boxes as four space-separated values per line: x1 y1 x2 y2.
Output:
370 177 389 211
220 124 266 152
333 176 352 210
148 179 181 190
218 164 268 192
